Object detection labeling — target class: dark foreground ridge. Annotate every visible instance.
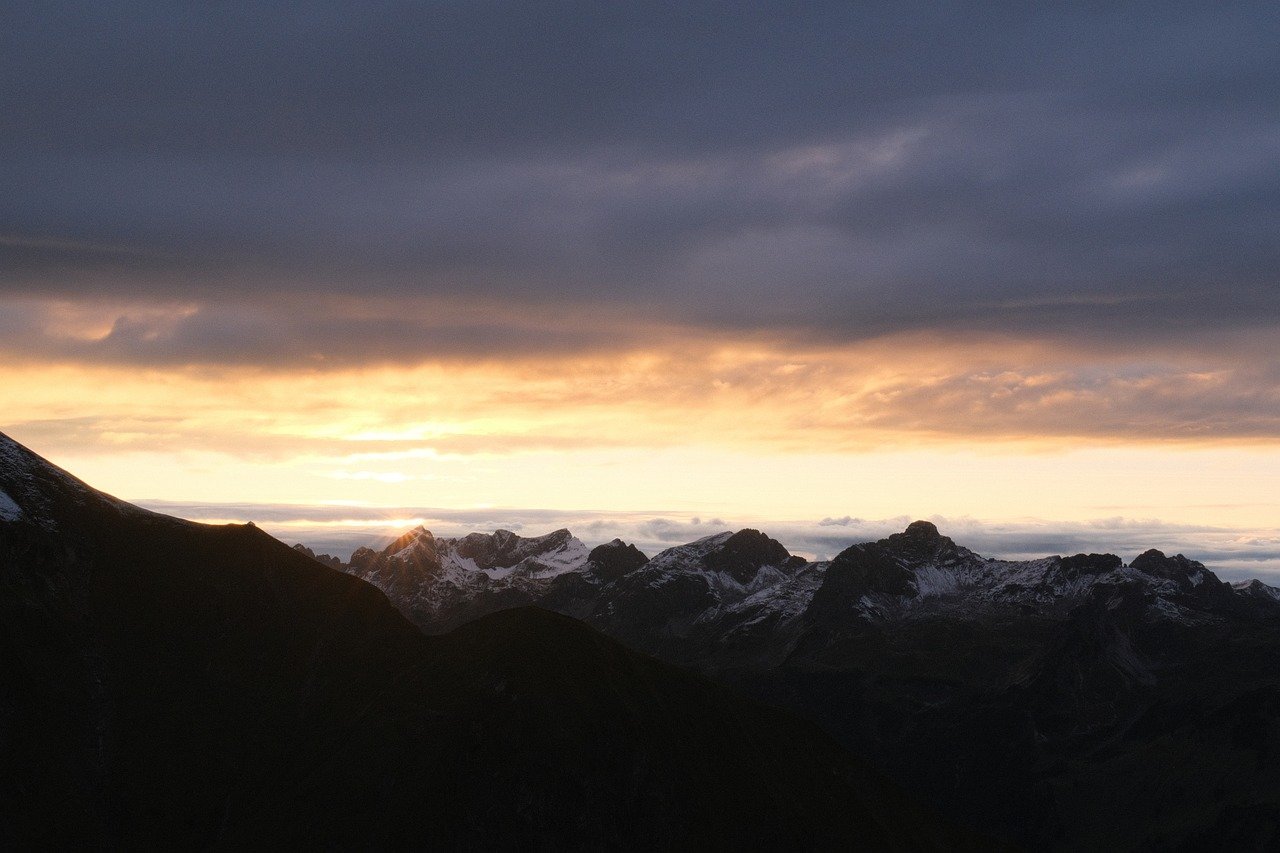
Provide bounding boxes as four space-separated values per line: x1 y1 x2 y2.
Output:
0 432 969 849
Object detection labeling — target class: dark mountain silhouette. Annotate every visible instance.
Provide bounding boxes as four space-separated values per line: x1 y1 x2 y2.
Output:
0 432 968 849
342 518 1280 848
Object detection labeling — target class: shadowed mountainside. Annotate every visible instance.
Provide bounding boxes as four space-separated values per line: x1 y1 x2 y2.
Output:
0 432 967 849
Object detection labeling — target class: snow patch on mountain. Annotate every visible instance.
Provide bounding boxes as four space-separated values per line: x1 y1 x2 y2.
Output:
0 487 23 521
644 532 737 572
0 431 163 529
1231 578 1280 602
335 518 1280 641
437 528 590 579
911 564 961 598
724 562 826 630
344 526 598 629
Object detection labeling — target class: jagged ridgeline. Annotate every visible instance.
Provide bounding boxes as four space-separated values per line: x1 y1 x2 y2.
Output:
333 520 1280 848
0 432 970 849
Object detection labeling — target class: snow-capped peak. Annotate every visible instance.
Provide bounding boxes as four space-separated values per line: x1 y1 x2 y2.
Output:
1232 578 1280 602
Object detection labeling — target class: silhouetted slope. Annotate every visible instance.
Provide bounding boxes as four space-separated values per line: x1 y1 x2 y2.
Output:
251 607 972 850
0 432 962 849
0 432 426 846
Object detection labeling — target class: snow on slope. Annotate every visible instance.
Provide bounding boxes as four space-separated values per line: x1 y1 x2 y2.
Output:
345 526 596 626
0 431 161 529
0 487 23 521
334 519 1279 639
431 528 590 579
1232 578 1280 602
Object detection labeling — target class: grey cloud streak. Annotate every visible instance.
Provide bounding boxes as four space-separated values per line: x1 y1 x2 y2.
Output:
2 2 1278 364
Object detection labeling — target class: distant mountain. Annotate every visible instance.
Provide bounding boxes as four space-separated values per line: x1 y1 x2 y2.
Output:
344 525 594 631
337 519 1280 848
0 432 967 849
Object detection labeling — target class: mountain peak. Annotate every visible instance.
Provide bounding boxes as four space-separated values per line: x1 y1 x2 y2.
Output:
382 525 436 558
1130 549 1201 577
587 539 650 581
292 543 344 569
903 520 940 538
880 520 966 565
703 528 803 583
1232 578 1280 602
1129 549 1221 592
1057 553 1124 578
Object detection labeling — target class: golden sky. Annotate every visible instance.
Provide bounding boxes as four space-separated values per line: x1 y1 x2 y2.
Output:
6 328 1280 536
5 6 1280 571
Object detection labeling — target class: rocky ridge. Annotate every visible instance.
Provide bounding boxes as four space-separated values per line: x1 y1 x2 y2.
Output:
322 518 1280 848
330 517 1276 644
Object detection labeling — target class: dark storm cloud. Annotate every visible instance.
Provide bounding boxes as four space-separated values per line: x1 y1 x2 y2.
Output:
3 1 1278 361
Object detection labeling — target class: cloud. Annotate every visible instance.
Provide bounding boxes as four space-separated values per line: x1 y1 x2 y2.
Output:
1 3 1277 371
7 333 1280 457
834 358 1280 443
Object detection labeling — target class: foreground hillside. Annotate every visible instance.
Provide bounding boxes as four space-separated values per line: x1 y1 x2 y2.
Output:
338 521 1280 848
0 432 964 849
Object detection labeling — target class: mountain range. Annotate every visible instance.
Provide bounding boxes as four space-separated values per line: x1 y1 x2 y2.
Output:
5 423 1278 848
331 519 1280 848
0 432 968 849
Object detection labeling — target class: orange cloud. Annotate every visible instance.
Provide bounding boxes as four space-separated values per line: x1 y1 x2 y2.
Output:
5 329 1280 472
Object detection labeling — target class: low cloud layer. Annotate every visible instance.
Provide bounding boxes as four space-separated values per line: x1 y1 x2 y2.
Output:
139 499 1280 583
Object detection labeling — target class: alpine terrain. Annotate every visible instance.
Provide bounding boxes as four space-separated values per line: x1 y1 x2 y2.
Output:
338 520 1280 848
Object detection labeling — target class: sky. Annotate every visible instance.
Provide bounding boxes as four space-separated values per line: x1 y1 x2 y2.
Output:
3 3 1280 576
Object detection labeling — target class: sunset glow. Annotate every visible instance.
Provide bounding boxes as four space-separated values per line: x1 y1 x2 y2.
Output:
4 3 1279 575
5 330 1280 576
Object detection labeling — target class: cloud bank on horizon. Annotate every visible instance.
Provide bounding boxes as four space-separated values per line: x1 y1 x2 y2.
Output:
137 499 1280 583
